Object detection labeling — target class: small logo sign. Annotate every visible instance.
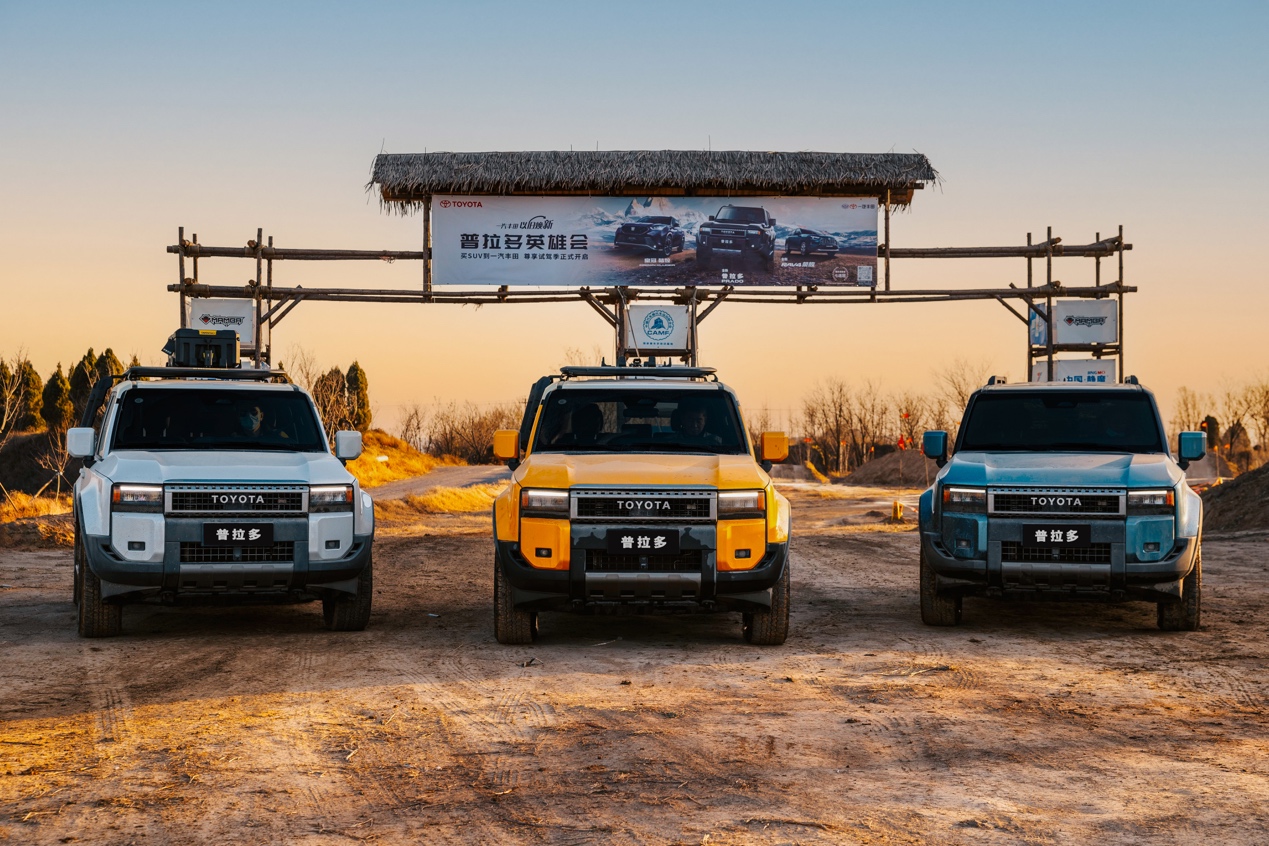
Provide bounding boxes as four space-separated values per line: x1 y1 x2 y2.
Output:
198 313 245 326
1065 315 1108 327
832 267 851 282
642 309 674 341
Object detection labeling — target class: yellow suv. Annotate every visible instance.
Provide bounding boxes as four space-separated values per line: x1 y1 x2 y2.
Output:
491 366 791 645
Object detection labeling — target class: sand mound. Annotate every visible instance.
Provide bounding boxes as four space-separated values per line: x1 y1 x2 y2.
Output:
1202 463 1269 533
841 450 940 487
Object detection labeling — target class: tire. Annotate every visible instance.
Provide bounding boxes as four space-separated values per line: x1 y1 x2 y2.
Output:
743 559 790 645
659 239 673 258
800 242 811 256
77 536 123 638
494 560 537 644
920 546 962 626
323 554 373 631
1158 543 1201 631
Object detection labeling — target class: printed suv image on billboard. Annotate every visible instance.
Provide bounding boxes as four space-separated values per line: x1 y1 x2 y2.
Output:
695 205 778 271
612 216 686 256
431 195 879 288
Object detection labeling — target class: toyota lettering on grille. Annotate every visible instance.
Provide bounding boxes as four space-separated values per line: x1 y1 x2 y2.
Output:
1031 496 1082 507
212 494 266 505
617 500 671 511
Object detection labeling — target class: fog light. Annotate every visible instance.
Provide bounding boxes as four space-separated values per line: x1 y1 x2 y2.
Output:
128 541 145 551
1144 542 1160 552
736 549 751 559
957 538 971 549
535 548 552 558
325 540 340 550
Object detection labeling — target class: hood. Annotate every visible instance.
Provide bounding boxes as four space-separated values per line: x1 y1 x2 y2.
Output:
93 450 354 486
516 452 769 490
943 451 1183 489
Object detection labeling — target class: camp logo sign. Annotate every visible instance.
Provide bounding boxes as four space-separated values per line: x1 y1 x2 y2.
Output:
431 195 878 288
624 304 690 352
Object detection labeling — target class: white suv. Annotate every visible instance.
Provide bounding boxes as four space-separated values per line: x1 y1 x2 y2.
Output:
66 366 375 637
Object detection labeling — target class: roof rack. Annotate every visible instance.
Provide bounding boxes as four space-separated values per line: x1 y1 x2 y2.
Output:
79 366 291 428
559 365 718 381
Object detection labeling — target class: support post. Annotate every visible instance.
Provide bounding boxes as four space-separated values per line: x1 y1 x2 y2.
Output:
178 226 187 328
884 189 891 292
423 196 433 301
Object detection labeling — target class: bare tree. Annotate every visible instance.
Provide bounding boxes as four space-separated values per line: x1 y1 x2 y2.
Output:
425 401 520 463
396 403 428 452
895 390 936 447
933 357 993 424
1170 386 1209 439
801 379 852 475
746 404 774 451
0 350 31 453
845 379 893 469
34 432 73 498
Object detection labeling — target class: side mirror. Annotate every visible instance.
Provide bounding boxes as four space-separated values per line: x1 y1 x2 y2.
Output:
493 429 520 469
759 432 789 470
334 431 363 462
769 218 777 227
922 430 949 468
67 427 96 459
1178 431 1206 470
708 215 715 221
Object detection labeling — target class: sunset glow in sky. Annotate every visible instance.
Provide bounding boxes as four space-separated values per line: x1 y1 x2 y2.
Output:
2 2 1265 430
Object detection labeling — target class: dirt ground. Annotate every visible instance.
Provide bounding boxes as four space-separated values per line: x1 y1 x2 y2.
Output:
2 488 1267 845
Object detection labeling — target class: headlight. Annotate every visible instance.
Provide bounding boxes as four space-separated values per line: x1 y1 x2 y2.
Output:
942 486 986 512
1127 489 1175 515
520 488 569 517
718 489 765 519
111 484 163 512
310 484 354 512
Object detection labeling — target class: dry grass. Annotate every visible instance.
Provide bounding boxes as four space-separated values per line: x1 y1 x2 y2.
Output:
404 483 506 514
0 492 72 523
345 430 463 489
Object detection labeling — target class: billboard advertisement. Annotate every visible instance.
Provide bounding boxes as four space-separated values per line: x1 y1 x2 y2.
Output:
1029 299 1119 346
623 304 691 354
185 299 256 346
1030 359 1117 384
431 195 878 287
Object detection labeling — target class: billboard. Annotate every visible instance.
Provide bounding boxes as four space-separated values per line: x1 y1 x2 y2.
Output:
431 195 878 287
185 299 256 346
1029 299 1119 346
623 304 691 354
1030 359 1117 384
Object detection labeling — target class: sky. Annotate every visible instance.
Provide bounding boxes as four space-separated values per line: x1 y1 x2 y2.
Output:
1 1 1266 433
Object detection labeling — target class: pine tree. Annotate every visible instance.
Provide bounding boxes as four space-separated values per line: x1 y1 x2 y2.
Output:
346 362 372 432
97 348 125 379
127 354 141 369
16 360 43 430
41 365 73 433
68 360 96 424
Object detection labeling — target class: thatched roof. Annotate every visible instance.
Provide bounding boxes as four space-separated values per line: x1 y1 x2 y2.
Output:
370 150 937 208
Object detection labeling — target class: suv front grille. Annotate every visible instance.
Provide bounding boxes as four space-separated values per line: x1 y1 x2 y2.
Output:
1000 542 1112 564
572 490 715 523
585 550 704 572
167 485 306 515
179 542 295 563
989 488 1123 517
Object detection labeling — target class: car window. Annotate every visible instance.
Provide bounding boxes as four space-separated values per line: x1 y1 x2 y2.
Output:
533 389 748 455
112 389 327 452
958 391 1164 453
714 207 766 224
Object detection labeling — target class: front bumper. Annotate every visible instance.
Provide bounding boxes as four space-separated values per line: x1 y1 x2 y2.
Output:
920 528 1199 603
496 530 788 613
614 233 665 250
84 520 373 602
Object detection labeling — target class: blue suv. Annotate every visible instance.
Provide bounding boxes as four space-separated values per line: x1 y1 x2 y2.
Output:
918 379 1207 631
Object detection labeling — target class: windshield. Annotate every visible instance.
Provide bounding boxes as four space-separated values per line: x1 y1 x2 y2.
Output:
958 391 1165 453
532 388 748 455
634 216 673 225
714 207 766 224
111 388 327 452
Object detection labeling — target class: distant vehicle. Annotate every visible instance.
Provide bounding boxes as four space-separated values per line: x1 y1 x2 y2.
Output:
489 365 792 645
65 329 375 637
783 228 839 258
696 205 777 271
918 378 1206 631
613 216 685 257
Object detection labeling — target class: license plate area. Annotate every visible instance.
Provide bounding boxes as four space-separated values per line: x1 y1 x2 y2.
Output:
606 529 680 555
203 523 274 546
1022 523 1091 548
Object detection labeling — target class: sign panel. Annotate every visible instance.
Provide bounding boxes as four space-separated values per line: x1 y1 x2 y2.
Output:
186 299 256 346
1030 359 1118 384
1029 299 1119 346
431 195 878 287
623 304 691 353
